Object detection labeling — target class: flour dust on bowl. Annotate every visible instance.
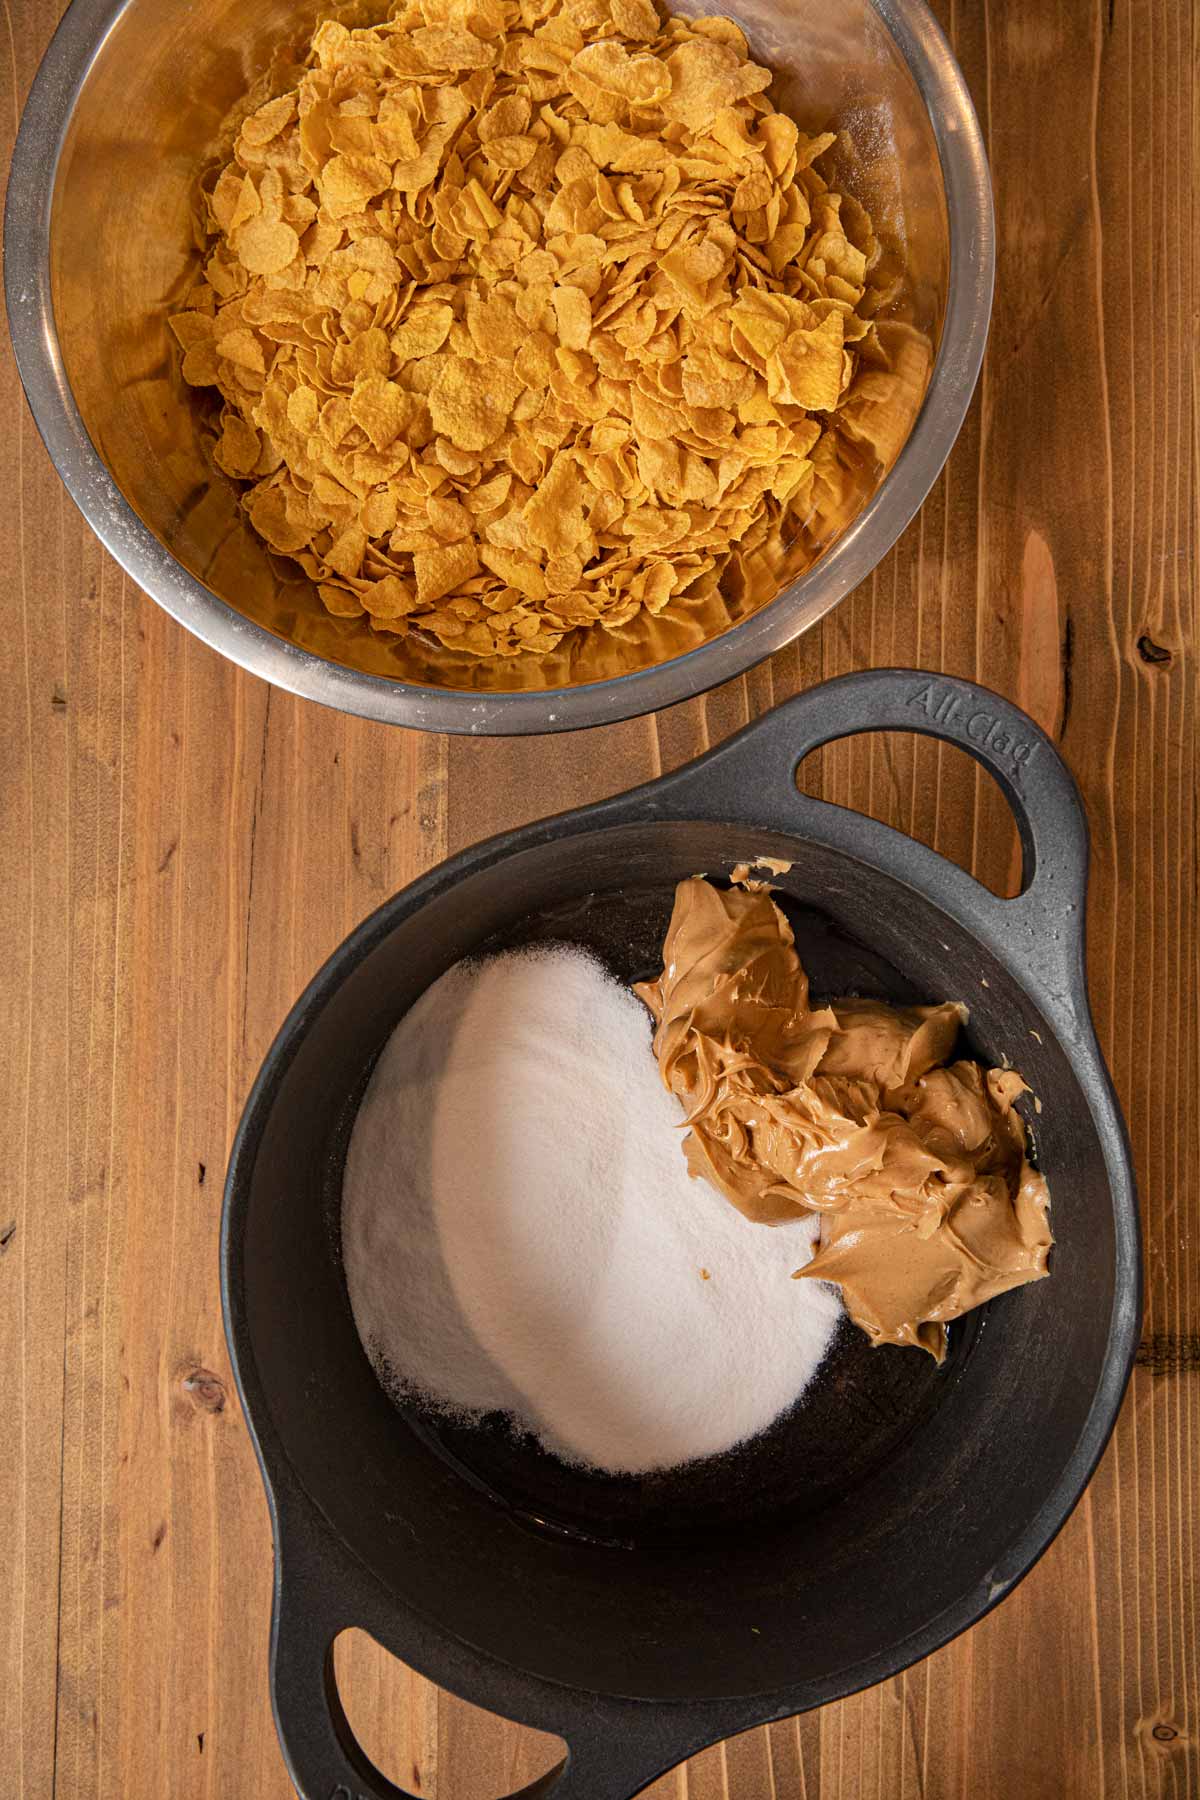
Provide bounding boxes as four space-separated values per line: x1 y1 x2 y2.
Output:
7 0 992 732
222 671 1140 1799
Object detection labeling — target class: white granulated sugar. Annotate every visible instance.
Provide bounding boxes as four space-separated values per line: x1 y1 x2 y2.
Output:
342 945 841 1475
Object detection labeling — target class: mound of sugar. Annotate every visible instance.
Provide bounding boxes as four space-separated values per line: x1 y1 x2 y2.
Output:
342 945 841 1474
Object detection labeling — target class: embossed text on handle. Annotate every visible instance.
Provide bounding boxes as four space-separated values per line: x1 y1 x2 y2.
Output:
906 680 1040 776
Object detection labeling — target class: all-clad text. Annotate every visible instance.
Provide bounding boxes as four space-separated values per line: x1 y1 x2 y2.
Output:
906 681 1040 769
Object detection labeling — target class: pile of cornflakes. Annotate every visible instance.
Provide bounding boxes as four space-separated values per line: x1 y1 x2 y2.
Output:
171 0 894 658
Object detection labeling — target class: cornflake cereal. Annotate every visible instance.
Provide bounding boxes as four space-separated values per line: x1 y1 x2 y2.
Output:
171 0 903 660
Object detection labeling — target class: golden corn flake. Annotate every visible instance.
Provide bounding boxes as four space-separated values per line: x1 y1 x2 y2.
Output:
172 0 902 659
414 540 480 605
234 215 300 275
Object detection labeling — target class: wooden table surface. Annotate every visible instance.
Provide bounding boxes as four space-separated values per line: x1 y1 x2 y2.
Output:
3 0 1197 1795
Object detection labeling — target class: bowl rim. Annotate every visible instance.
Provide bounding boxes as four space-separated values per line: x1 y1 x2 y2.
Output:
5 0 994 735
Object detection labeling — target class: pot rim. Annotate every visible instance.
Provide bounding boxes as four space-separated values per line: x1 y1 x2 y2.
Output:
6 0 993 734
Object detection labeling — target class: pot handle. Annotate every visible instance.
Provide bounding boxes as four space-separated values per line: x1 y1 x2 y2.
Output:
269 1539 710 1800
649 668 1089 1024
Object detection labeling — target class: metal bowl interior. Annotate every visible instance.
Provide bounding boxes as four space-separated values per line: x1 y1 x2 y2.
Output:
10 0 991 729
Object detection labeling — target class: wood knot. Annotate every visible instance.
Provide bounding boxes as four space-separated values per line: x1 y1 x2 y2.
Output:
1136 633 1172 666
181 1368 227 1413
1136 1705 1189 1758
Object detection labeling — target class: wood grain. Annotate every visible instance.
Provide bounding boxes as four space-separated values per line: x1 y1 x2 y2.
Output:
2 0 1196 1795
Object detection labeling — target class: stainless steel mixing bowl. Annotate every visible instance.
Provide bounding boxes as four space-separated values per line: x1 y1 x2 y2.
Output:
6 0 992 733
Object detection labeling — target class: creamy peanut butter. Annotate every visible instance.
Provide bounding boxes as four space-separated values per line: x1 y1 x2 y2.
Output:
635 878 1052 1359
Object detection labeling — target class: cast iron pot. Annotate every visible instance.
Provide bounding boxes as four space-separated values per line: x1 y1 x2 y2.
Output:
222 669 1140 1800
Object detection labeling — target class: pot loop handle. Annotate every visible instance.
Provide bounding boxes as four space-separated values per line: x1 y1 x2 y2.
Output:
646 668 1089 1030
270 1536 708 1800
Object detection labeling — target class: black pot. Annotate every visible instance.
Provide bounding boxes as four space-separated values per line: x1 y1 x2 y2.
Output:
222 669 1140 1800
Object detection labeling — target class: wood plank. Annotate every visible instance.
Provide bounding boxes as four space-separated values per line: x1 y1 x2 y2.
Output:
1 0 1196 1795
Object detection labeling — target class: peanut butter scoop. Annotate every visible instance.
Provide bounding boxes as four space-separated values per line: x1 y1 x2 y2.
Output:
635 877 1052 1359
